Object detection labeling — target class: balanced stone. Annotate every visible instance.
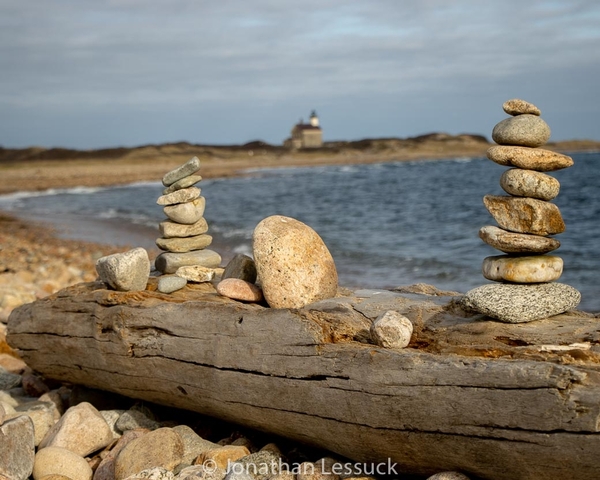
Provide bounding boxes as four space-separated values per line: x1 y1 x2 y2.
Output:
157 275 187 294
500 168 560 201
253 215 338 309
162 174 202 195
462 282 581 323
482 255 563 283
159 218 208 238
483 195 565 236
370 311 413 349
162 157 201 187
479 226 560 254
487 146 574 171
155 250 222 274
163 197 205 224
156 234 212 253
491 114 551 147
216 278 264 303
222 254 257 283
156 186 200 206
503 99 541 116
96 247 150 292
175 265 215 283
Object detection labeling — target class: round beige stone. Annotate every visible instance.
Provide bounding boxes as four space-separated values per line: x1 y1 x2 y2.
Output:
253 215 338 309
479 226 560 254
487 146 573 171
500 168 560 201
502 99 541 116
196 445 251 470
482 255 563 283
370 311 413 349
216 278 264 303
33 447 92 480
492 115 551 147
163 197 206 224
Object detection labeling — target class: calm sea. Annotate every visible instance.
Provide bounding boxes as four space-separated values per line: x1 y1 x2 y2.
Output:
1 152 599 312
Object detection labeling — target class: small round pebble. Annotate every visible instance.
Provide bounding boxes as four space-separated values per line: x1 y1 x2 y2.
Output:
217 278 264 303
370 311 413 349
158 275 188 293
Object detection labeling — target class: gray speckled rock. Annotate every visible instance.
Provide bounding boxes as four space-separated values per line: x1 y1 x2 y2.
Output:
479 226 560 254
162 174 202 195
0 365 21 390
157 187 201 206
483 195 565 236
222 254 257 283
156 234 212 253
155 250 222 274
503 99 541 116
492 115 551 147
116 409 160 432
162 157 201 187
157 275 187 294
95 248 150 292
159 218 208 238
0 414 35 480
500 168 560 201
487 146 574 171
370 311 413 349
172 425 219 465
164 197 206 224
229 450 282 480
482 255 563 283
14 401 58 446
462 282 581 323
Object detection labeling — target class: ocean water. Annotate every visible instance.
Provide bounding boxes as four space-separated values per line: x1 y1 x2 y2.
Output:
1 152 599 312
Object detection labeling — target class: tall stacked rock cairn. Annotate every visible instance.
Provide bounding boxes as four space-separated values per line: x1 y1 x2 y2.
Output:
462 99 581 323
155 157 222 292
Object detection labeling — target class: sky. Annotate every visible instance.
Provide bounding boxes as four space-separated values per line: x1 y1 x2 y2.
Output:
1 0 599 149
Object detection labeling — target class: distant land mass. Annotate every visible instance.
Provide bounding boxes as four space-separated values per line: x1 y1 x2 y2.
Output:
1 133 598 194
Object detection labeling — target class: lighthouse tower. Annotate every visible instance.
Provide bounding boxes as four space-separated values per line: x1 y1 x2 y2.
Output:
309 110 320 127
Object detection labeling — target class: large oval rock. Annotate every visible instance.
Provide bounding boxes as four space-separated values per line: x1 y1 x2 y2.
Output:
253 216 338 309
487 146 574 171
483 195 565 236
482 255 563 283
492 115 551 147
479 226 560 254
32 446 92 480
500 168 560 200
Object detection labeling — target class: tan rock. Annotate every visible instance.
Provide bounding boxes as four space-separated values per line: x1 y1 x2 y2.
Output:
163 175 202 195
162 157 201 187
216 278 263 303
39 475 74 480
253 215 338 309
479 226 560 254
500 168 560 201
175 265 215 283
196 445 251 470
171 424 218 465
502 99 541 116
426 473 471 480
154 250 222 274
159 218 208 238
483 195 565 236
492 115 550 147
33 447 92 480
163 198 205 224
93 429 149 480
0 353 27 374
13 401 58 446
482 255 563 283
156 234 212 253
156 187 201 206
487 146 574 171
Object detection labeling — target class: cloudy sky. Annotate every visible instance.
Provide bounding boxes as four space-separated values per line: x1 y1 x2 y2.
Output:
1 0 599 149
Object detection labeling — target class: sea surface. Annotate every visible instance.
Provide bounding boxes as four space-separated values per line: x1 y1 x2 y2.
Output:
1 152 599 312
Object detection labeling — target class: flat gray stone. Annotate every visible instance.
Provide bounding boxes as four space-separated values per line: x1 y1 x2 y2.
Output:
487 146 574 171
156 234 212 253
116 408 160 432
157 275 187 294
95 247 150 292
159 218 208 238
163 174 202 195
500 168 560 201
0 365 21 390
482 255 563 283
503 99 541 116
164 197 205 224
222 254 257 283
483 195 565 236
479 226 560 254
0 414 35 480
492 115 551 147
155 250 222 274
462 282 581 323
162 157 201 187
157 186 201 206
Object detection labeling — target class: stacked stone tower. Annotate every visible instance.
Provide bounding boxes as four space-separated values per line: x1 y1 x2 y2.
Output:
463 99 581 323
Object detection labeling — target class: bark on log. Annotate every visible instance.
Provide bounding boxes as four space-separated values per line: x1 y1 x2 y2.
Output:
7 280 600 480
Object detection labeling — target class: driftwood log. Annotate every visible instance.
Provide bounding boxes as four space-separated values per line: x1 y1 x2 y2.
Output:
7 280 600 480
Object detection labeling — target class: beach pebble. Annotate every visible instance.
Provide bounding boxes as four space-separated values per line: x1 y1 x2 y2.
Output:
114 428 184 480
122 467 174 480
483 195 565 236
156 234 213 253
222 254 257 283
487 146 574 171
163 174 203 195
157 187 201 207
0 403 5 424
13 401 58 446
216 279 263 303
22 371 50 397
155 250 222 274
100 409 125 439
159 218 208 239
253 215 338 309
492 115 551 147
462 282 581 323
196 445 251 470
94 429 149 480
172 425 219 465
178 465 227 480
162 157 201 187
482 255 563 283
116 409 160 432
500 168 560 201
0 365 21 390
229 450 282 480
426 473 471 480
502 99 541 116
164 198 206 224
479 226 560 254
96 247 150 292
175 265 215 283
0 414 35 480
370 311 413 349
32 447 92 480
0 352 27 374
158 276 188 294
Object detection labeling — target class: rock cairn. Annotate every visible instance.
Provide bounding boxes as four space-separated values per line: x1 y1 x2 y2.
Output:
155 157 221 285
463 99 581 323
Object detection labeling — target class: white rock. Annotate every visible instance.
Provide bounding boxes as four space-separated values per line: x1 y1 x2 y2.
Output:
96 248 150 292
370 311 413 349
175 265 215 283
